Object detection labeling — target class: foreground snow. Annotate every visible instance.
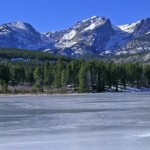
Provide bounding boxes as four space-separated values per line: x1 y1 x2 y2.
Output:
0 93 150 150
107 86 150 92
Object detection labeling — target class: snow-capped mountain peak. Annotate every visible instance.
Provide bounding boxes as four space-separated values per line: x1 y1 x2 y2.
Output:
55 16 113 51
0 21 54 50
83 16 107 31
4 21 35 32
82 15 103 22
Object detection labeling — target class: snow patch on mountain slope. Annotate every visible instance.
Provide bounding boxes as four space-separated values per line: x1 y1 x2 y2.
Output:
0 28 10 34
61 30 76 40
118 21 141 33
57 30 77 48
57 41 77 48
146 31 150 34
84 18 106 31
84 23 98 31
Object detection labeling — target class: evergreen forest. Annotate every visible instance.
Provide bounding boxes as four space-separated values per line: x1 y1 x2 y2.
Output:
0 48 150 94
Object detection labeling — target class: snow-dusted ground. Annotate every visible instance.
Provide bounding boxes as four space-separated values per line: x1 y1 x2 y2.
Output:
0 93 150 150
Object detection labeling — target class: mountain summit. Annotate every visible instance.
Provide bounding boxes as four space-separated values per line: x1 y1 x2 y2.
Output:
0 16 150 57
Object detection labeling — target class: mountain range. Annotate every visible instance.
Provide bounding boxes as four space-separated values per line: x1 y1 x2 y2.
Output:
0 16 150 58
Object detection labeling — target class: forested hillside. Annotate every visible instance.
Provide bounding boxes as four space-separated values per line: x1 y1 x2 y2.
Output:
0 50 150 94
0 48 71 62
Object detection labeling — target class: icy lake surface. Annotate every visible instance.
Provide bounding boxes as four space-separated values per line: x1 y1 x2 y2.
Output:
0 93 150 150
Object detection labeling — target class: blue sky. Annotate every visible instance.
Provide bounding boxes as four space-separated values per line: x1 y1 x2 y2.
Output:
0 0 149 32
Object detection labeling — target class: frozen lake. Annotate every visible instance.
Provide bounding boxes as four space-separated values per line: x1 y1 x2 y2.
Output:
0 93 150 150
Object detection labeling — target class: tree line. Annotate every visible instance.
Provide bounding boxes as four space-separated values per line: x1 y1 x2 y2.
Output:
0 48 71 62
0 59 150 93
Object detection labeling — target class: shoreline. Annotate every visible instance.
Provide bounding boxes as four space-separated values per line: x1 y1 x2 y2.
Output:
0 91 150 97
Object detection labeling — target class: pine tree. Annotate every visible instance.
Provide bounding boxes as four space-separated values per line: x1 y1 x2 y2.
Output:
79 64 88 93
61 69 67 88
44 63 53 87
33 66 44 92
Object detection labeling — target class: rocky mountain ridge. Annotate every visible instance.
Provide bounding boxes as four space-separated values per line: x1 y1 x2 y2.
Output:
0 16 150 57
